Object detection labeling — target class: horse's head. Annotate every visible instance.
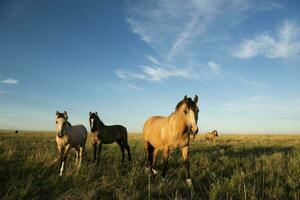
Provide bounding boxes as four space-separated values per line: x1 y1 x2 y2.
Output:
214 130 219 137
55 111 68 138
176 95 199 137
89 112 99 133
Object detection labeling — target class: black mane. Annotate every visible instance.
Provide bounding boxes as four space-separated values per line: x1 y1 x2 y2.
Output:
175 97 196 110
90 113 105 127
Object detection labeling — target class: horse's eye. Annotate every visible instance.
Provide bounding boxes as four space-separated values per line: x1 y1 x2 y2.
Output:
184 109 188 115
56 121 58 124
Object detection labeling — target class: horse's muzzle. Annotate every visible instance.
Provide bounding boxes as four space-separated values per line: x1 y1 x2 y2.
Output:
57 132 63 138
191 126 198 134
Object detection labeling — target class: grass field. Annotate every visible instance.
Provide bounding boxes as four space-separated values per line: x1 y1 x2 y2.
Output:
1 131 300 200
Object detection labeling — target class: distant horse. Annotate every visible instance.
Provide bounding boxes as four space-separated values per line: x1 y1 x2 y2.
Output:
205 130 218 142
89 112 131 165
143 95 199 185
55 111 87 176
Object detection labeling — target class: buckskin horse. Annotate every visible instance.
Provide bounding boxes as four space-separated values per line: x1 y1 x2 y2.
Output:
143 95 199 185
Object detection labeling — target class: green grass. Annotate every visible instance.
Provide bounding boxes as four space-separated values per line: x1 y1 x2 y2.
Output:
1 131 300 200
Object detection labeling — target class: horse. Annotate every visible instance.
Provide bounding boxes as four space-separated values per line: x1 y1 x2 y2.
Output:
89 112 131 165
205 130 218 142
143 95 199 185
55 111 87 176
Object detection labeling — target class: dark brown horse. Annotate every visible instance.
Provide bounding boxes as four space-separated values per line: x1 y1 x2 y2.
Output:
89 112 131 165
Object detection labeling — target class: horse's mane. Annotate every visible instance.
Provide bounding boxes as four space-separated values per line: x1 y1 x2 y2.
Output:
175 98 195 110
96 116 105 127
90 113 105 128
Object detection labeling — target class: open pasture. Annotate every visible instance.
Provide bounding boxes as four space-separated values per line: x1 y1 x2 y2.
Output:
0 131 300 200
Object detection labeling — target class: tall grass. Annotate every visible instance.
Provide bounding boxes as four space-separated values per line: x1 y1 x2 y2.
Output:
0 131 299 199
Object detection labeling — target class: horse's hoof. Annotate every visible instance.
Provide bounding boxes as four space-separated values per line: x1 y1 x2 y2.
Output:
186 179 192 187
59 173 63 177
152 169 158 175
145 167 151 173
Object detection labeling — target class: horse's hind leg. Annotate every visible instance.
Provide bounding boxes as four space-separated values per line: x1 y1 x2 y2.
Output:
161 149 170 179
145 142 154 171
75 148 79 167
116 140 125 162
124 143 131 161
152 148 158 166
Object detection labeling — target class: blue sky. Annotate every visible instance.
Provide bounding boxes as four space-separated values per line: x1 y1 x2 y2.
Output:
0 0 300 133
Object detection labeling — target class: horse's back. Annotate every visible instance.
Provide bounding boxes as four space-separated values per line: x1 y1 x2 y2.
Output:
98 124 128 144
70 124 87 145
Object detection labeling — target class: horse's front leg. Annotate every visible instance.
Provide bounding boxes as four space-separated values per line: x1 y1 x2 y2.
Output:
181 146 192 186
96 142 102 166
60 145 71 176
161 149 170 179
93 143 97 163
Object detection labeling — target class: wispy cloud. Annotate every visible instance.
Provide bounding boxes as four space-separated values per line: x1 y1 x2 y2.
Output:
146 55 160 66
208 61 222 76
0 78 18 85
233 20 300 59
116 66 189 81
127 0 280 58
127 83 143 91
122 0 281 83
238 74 268 87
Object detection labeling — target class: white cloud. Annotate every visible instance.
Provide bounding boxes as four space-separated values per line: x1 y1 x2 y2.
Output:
115 66 189 81
237 74 268 87
120 1 282 83
127 83 143 91
0 78 18 85
127 0 280 59
146 55 160 66
233 20 300 59
208 61 222 76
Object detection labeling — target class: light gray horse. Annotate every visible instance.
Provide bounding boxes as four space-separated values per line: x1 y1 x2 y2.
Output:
55 111 87 176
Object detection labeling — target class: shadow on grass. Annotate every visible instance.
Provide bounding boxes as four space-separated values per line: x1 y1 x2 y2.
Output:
191 143 294 158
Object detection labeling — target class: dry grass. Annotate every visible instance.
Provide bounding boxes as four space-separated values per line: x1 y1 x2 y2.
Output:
0 131 300 199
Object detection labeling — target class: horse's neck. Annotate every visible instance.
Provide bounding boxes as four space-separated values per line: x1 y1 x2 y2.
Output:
65 122 72 133
170 110 187 134
96 119 105 131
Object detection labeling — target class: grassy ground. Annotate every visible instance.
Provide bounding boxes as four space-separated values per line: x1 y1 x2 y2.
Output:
0 131 300 200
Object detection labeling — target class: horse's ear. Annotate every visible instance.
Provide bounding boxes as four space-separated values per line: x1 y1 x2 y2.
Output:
95 112 98 116
63 111 68 119
89 112 92 116
194 95 198 104
183 95 188 102
56 111 59 116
